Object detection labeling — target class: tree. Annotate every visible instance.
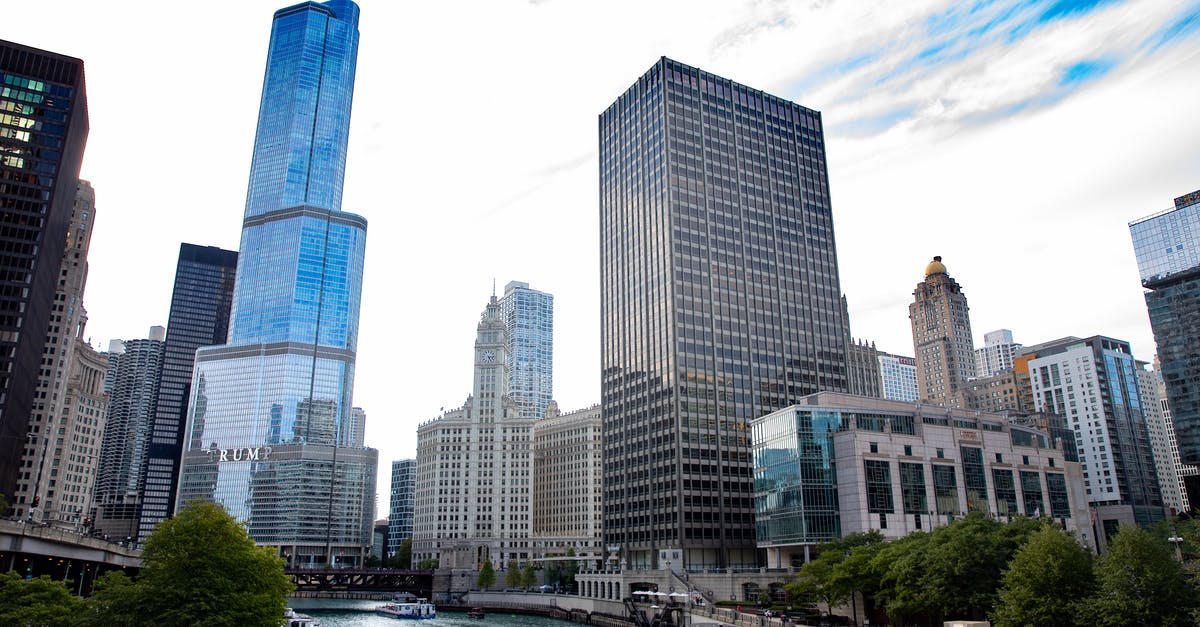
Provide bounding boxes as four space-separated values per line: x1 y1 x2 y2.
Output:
521 561 537 588
545 560 561 589
392 537 413 569
478 560 496 589
79 571 142 627
918 513 1032 621
88 500 293 627
563 548 578 591
991 525 1095 627
789 531 884 620
417 558 439 569
0 572 82 627
1082 524 1197 627
505 560 522 588
870 530 931 625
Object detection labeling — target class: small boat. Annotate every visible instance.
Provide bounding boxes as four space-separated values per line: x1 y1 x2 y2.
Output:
283 607 320 627
375 598 437 620
467 607 486 619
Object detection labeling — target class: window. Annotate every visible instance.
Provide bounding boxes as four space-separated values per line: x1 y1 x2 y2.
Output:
936 448 945 459
869 442 878 454
864 460 894 514
904 445 913 456
932 465 958 516
995 453 1003 463
899 462 927 514
992 469 1018 516
1020 471 1044 516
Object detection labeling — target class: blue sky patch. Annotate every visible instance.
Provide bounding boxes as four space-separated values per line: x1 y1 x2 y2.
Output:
1059 58 1116 86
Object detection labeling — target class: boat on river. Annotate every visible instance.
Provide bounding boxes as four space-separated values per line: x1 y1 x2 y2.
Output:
283 607 320 627
374 598 437 620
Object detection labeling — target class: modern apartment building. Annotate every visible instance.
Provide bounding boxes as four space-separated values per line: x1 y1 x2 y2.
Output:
0 40 89 505
600 58 850 570
1024 336 1164 531
499 281 554 420
413 295 535 570
176 0 377 566
910 257 976 408
1129 189 1200 465
136 244 237 540
878 352 918 403
752 392 1092 561
975 329 1022 378
388 458 415 556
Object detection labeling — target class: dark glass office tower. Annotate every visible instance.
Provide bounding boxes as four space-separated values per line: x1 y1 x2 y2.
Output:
0 41 88 505
177 0 376 565
1130 189 1200 466
134 244 236 540
599 58 850 569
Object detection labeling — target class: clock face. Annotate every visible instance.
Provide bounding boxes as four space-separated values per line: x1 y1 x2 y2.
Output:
480 349 496 363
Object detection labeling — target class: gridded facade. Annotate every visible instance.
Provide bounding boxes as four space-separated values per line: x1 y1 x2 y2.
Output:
532 403 603 558
847 340 882 398
910 257 976 408
1137 362 1187 514
600 57 850 570
1130 190 1200 466
95 330 165 540
975 329 1022 378
1026 336 1164 526
388 458 415 556
176 0 377 564
412 296 535 569
499 281 554 419
137 244 237 541
878 352 918 403
0 41 88 504
13 181 98 524
752 392 1091 566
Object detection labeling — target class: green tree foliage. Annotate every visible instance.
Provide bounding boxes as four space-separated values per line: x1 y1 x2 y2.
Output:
393 537 413 569
918 513 1037 621
870 530 931 625
417 558 439 569
84 500 293 627
788 531 884 617
477 560 496 589
545 560 561 588
78 571 141 627
521 561 536 588
0 572 82 627
1082 524 1197 627
505 560 522 588
991 525 1095 627
563 548 578 589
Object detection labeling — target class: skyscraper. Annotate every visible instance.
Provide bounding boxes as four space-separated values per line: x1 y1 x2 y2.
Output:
13 180 102 524
499 281 554 419
413 295 534 570
95 328 166 539
1129 189 1200 465
910 256 976 408
176 0 377 566
1024 336 1164 533
136 243 237 541
878 352 919 403
599 58 850 569
975 329 1022 378
388 459 415 557
0 41 89 506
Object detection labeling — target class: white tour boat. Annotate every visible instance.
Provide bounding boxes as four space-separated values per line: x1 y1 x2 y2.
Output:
375 598 437 620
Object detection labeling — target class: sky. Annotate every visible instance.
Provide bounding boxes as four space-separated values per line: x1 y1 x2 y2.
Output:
7 0 1200 514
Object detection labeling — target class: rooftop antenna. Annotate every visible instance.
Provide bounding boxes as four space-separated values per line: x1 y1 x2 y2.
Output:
492 277 496 298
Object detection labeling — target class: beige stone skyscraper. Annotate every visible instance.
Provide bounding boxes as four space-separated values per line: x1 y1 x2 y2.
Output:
909 256 977 408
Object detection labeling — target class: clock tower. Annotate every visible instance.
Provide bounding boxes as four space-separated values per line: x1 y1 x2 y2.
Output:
413 292 534 571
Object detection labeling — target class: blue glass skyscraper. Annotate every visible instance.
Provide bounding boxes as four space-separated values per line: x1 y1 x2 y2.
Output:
499 281 554 419
177 0 377 566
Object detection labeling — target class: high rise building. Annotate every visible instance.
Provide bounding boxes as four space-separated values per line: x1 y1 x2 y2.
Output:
135 244 237 540
413 295 534 570
1137 361 1187 514
388 458 415 557
499 281 554 419
1129 189 1200 465
975 329 1022 378
910 257 976 408
847 339 882 398
176 0 377 566
13 181 102 524
95 327 166 540
1024 336 1164 532
0 41 89 506
877 352 919 403
599 58 850 569
532 402 603 559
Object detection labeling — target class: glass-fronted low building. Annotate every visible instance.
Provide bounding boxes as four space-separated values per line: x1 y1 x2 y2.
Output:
752 392 1091 566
